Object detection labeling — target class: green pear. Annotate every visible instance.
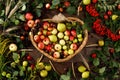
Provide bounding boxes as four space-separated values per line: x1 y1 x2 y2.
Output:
57 23 66 32
48 35 57 42
83 0 91 5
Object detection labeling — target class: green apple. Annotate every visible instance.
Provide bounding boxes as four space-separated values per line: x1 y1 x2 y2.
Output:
40 70 48 77
112 14 118 20
43 30 47 35
77 34 82 38
63 45 67 50
73 38 78 43
82 71 90 78
57 32 64 39
9 43 17 52
78 38 83 42
2 71 6 76
37 62 45 70
78 65 86 73
22 61 28 67
83 0 91 5
57 23 66 32
68 49 74 55
48 35 57 42
64 35 69 40
6 73 11 78
51 28 58 34
98 40 104 46
45 65 52 71
54 44 62 51
59 39 65 45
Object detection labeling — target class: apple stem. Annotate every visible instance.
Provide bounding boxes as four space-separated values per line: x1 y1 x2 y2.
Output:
79 53 90 71
49 60 60 75
72 62 76 79
85 44 98 47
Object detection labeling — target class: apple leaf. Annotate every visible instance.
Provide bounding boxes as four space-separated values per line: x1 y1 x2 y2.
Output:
66 6 76 15
99 67 106 74
12 53 20 61
35 9 41 17
93 58 100 66
52 0 60 6
20 70 24 76
36 3 43 8
60 75 70 80
13 71 19 76
82 23 92 31
0 18 4 24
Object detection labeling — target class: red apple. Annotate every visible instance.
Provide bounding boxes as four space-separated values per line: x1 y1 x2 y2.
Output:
71 29 76 37
38 42 45 49
25 12 33 20
107 10 112 16
27 55 32 60
43 22 50 29
27 20 35 28
34 35 41 43
45 3 51 9
70 43 78 50
48 27 53 31
53 52 60 58
92 0 98 3
43 38 50 45
64 30 70 36
104 14 109 20
45 44 52 51
47 31 51 35
64 1 70 7
70 36 74 41
30 64 35 70
24 24 30 31
118 4 120 10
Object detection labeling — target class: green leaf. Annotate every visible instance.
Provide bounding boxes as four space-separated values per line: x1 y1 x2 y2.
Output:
19 14 25 21
0 10 4 16
21 4 26 11
12 53 20 61
60 75 70 80
13 71 19 76
0 18 4 24
21 51 25 58
20 70 24 76
36 3 43 8
52 0 60 6
93 58 100 66
66 6 76 15
99 67 106 74
35 9 41 17
82 23 91 31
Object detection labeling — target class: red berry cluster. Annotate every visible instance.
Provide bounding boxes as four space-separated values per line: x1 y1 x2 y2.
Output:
93 19 120 41
85 4 99 17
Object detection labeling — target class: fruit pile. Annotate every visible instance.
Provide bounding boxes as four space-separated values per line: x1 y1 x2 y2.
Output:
33 21 84 59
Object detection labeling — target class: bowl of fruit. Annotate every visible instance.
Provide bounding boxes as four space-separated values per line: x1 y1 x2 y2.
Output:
29 14 88 62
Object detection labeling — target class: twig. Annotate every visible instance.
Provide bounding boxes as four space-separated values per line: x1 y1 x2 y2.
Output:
37 54 44 62
79 53 90 71
49 60 60 75
8 0 23 18
19 49 33 52
85 44 98 48
5 0 13 16
72 62 76 79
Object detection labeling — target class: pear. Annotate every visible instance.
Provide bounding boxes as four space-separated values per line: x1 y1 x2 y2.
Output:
112 14 118 20
57 23 66 32
48 35 57 42
83 0 91 5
